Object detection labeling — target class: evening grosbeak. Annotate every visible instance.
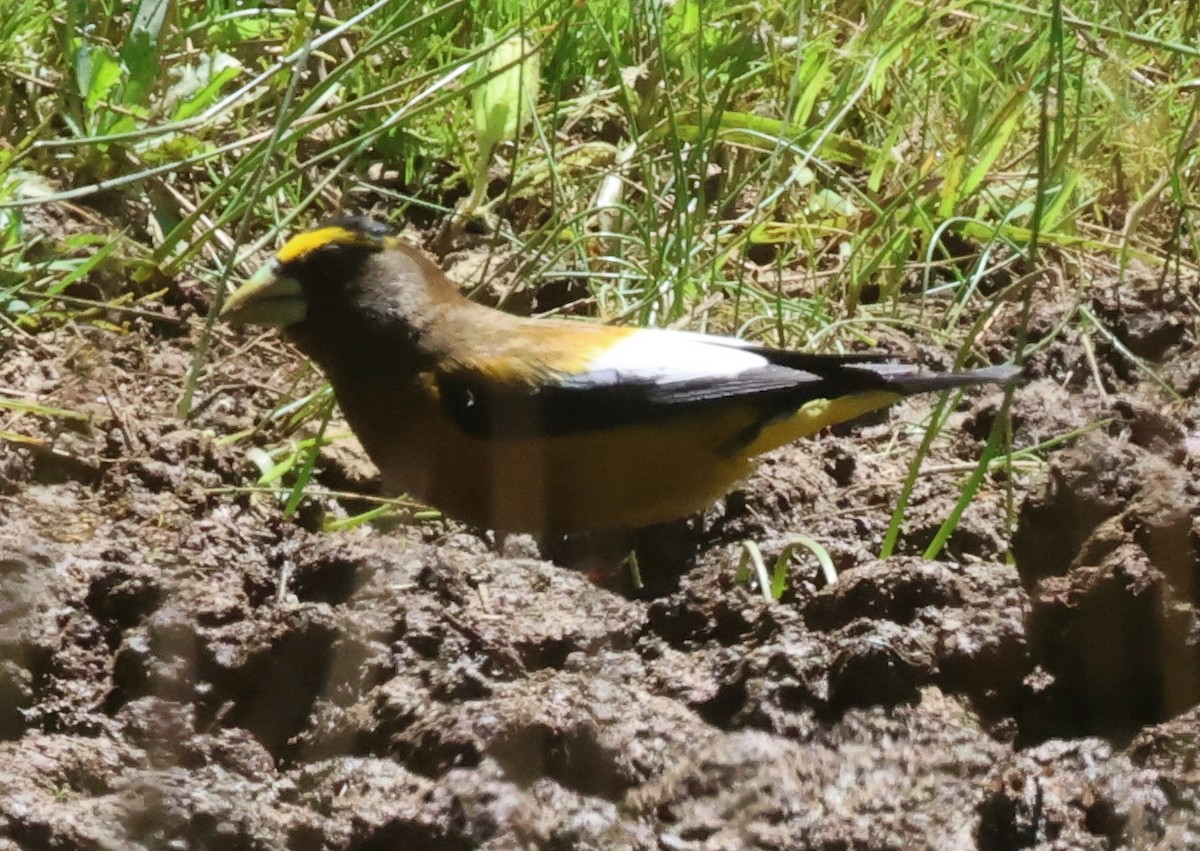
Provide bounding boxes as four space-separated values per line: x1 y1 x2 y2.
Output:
221 216 1020 537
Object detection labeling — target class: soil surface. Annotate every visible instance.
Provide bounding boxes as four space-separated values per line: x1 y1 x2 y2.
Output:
3 216 1200 848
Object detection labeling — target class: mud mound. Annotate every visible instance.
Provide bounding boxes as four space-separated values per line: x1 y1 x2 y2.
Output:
1014 401 1200 740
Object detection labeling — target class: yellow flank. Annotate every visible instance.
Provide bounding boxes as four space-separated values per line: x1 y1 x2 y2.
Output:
276 226 383 264
414 401 764 534
741 391 902 458
495 417 753 532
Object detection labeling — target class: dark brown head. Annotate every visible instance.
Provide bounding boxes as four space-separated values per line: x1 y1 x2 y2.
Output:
221 216 463 373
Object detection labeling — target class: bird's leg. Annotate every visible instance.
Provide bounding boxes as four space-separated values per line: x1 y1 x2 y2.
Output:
625 517 702 596
536 528 637 588
536 517 703 597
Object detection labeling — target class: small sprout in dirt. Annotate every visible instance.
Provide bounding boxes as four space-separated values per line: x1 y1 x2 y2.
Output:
50 783 73 802
246 442 333 490
736 537 837 602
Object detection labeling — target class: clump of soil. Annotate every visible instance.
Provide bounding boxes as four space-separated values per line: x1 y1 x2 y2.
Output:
1014 400 1200 741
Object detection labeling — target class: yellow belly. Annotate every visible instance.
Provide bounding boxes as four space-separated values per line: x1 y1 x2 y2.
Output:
339 373 900 536
395 407 756 535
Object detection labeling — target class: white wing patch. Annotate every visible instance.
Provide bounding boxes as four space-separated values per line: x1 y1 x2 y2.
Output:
584 329 768 385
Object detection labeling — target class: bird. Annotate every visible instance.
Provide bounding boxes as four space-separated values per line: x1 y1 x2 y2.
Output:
221 215 1020 540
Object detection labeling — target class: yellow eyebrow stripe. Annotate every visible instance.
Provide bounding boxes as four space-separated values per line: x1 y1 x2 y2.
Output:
276 226 383 264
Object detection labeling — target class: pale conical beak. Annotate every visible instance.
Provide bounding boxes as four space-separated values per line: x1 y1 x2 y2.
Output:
220 262 307 327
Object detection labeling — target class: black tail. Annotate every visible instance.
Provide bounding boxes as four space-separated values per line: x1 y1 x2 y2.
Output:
751 343 1025 397
850 362 1024 395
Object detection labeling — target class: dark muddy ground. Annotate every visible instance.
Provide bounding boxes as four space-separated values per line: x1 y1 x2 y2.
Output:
2 222 1199 849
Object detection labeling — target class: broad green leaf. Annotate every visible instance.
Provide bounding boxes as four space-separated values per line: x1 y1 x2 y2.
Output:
809 187 858 219
77 45 123 113
961 98 1023 199
472 34 540 158
210 14 276 44
669 109 876 166
169 51 242 121
121 0 172 105
669 0 700 37
790 45 831 126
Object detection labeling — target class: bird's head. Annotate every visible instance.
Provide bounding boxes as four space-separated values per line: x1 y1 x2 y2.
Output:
221 216 461 367
221 215 396 329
